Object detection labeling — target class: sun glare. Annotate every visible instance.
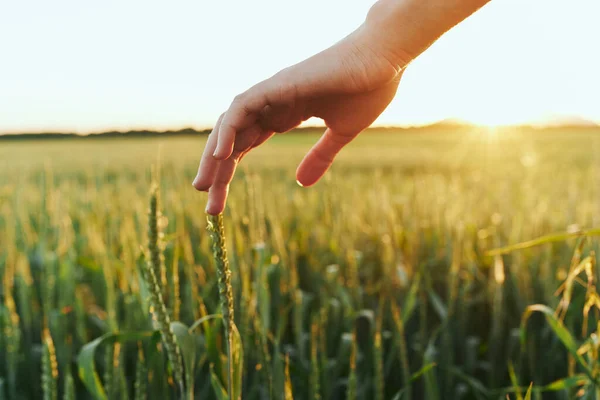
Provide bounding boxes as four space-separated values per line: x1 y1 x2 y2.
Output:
482 126 499 138
463 114 523 128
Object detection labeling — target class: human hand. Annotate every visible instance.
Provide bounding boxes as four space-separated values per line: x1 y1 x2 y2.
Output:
193 24 403 214
193 0 490 215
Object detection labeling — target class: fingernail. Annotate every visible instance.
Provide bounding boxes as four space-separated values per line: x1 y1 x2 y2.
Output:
296 179 304 187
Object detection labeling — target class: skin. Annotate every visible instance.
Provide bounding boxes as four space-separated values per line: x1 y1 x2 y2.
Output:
193 0 490 214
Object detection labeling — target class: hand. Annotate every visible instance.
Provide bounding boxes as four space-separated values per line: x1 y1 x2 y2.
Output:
193 0 490 215
192 23 404 215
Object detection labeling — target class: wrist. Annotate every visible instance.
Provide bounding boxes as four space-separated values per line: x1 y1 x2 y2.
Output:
364 0 490 68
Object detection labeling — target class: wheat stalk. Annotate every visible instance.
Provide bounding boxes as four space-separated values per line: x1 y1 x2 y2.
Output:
148 186 166 295
146 185 185 396
42 328 58 400
391 302 412 400
207 213 235 399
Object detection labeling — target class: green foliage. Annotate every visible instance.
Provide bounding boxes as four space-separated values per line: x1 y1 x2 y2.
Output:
62 371 75 400
77 331 158 400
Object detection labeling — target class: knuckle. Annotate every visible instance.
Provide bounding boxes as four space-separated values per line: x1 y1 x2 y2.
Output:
329 133 352 147
230 93 254 118
273 66 292 80
232 93 246 105
269 70 298 104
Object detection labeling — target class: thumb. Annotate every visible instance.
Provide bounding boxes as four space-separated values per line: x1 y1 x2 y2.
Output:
295 128 357 187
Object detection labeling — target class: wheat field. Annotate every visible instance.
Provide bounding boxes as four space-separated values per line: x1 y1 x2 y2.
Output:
2 126 600 399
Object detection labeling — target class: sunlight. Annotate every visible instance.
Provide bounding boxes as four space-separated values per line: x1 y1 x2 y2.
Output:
482 126 499 137
1 0 599 133
464 114 521 128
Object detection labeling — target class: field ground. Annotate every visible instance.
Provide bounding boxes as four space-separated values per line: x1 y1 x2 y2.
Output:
2 126 600 399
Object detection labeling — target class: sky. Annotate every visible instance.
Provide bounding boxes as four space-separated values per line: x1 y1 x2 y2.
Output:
0 0 599 134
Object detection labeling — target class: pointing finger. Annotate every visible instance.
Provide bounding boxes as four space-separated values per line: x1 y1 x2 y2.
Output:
192 114 223 191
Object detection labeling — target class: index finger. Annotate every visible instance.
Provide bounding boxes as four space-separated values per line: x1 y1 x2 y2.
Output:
214 73 298 160
192 113 223 191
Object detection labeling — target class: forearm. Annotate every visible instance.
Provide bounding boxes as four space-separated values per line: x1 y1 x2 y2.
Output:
364 0 491 67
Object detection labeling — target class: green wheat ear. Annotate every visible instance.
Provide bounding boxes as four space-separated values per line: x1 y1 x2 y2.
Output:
42 328 58 400
207 213 235 399
146 184 185 395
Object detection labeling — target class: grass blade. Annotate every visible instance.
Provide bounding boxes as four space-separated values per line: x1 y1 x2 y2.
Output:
171 322 196 399
77 331 158 400
521 304 596 384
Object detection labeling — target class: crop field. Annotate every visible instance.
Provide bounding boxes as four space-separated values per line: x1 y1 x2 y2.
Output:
2 127 600 399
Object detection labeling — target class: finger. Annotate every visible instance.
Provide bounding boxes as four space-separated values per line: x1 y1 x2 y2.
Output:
205 125 265 214
258 103 305 134
214 76 298 160
232 124 263 154
192 114 223 191
205 157 238 215
250 130 275 149
295 128 356 187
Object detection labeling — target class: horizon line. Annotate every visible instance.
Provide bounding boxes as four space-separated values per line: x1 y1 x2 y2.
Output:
2 119 600 138
2 114 599 136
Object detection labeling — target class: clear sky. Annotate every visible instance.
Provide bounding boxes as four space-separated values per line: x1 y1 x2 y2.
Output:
1 0 599 134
